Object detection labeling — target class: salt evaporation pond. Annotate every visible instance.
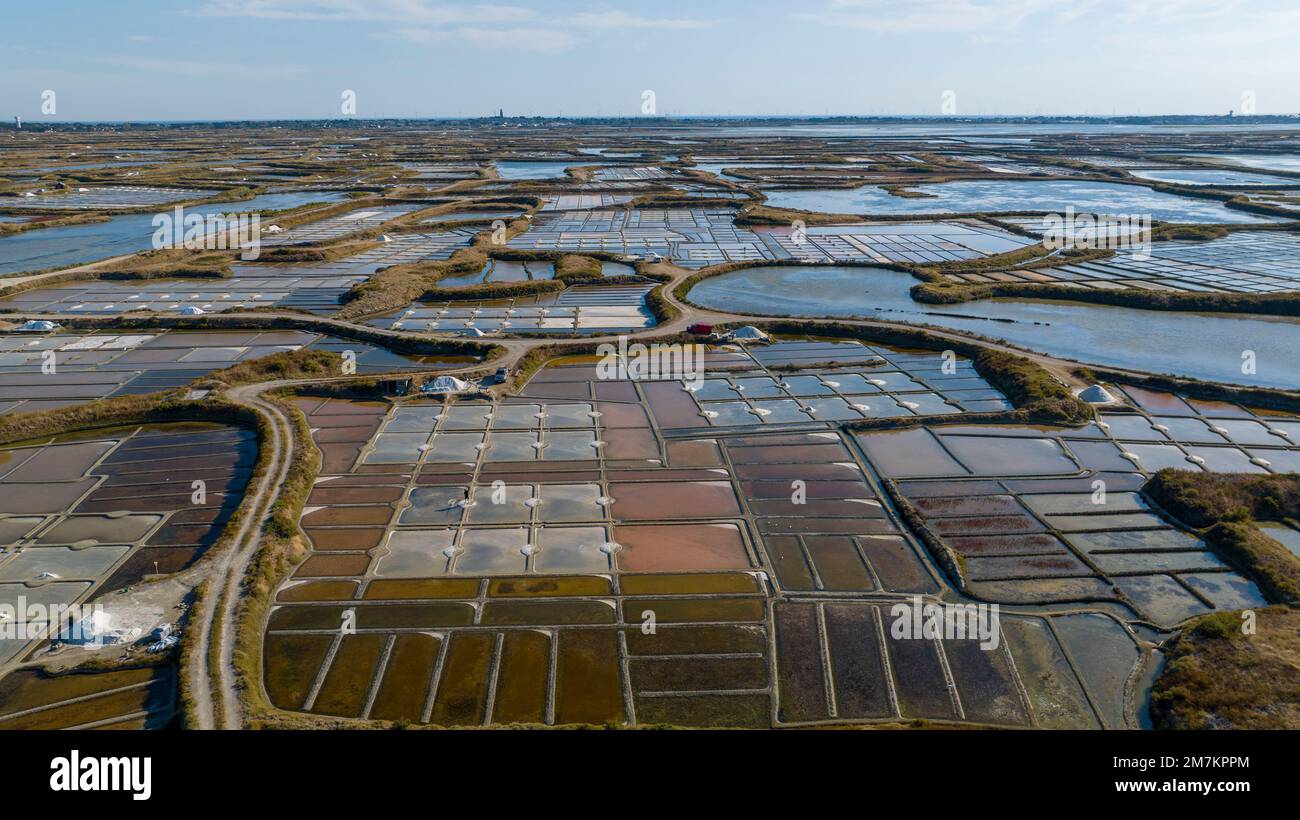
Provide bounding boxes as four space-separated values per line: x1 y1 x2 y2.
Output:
1187 154 1300 173
0 191 350 276
1129 169 1300 187
694 162 866 181
678 122 1300 138
690 265 1300 388
762 179 1278 223
494 161 573 180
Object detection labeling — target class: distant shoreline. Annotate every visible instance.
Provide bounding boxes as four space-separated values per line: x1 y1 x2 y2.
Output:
6 114 1300 131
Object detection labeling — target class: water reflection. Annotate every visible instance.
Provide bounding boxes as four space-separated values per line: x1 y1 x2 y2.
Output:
0 191 349 276
763 179 1278 223
494 161 572 180
690 265 1300 387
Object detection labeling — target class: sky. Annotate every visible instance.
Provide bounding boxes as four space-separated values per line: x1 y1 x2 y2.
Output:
2 0 1298 121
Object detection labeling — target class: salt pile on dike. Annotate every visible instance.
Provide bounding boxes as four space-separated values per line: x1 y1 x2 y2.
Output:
1077 384 1117 404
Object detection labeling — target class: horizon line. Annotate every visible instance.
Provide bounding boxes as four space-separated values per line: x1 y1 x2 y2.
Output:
8 113 1300 127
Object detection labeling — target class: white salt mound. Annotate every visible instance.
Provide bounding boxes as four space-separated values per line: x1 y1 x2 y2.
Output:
1078 384 1117 404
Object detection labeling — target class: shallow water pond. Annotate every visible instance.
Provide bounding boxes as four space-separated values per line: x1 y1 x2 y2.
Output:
0 191 349 276
690 265 1300 388
1130 168 1299 187
495 161 572 180
762 179 1277 223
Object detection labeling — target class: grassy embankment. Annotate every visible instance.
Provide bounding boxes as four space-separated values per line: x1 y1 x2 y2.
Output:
0 390 270 721
0 211 112 237
334 203 663 323
0 250 236 307
230 392 320 727
1150 606 1300 729
1123 374 1300 729
1144 470 1300 606
331 213 536 319
198 349 344 387
913 278 1300 316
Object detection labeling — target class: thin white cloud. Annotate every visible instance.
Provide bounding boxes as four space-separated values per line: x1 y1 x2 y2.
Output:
1116 0 1239 24
103 55 307 79
195 3 719 54
802 0 1248 32
189 1 536 25
377 25 576 53
569 11 715 30
1106 6 1300 51
804 0 1067 32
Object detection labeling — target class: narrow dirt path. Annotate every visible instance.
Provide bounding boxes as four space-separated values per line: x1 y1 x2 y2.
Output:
186 381 289 729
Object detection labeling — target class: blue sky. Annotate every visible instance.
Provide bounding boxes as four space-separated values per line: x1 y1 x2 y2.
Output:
2 0 1298 121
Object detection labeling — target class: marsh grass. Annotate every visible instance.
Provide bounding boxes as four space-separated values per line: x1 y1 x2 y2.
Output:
1150 605 1300 729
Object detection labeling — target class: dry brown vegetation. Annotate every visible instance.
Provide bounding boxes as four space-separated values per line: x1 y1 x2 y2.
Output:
0 211 112 237
912 278 1300 317
1151 606 1300 729
1143 470 1300 605
197 349 344 388
1144 470 1300 528
1141 466 1300 730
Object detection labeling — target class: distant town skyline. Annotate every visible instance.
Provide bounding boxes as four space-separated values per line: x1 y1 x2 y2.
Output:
4 0 1299 121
